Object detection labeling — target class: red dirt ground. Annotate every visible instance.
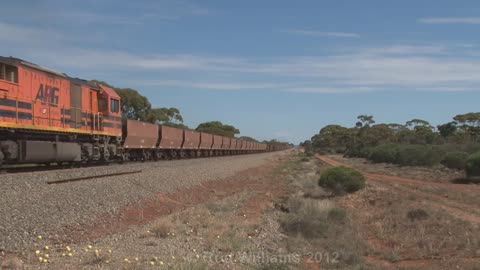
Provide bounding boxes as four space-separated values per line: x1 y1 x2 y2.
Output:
316 154 480 269
316 154 480 225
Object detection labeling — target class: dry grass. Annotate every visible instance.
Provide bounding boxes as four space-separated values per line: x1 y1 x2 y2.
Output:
216 225 247 252
171 261 209 270
177 207 215 231
277 154 367 269
202 218 249 252
82 250 114 268
355 186 480 263
379 205 480 260
206 193 249 214
256 262 289 270
0 255 24 269
280 197 334 238
150 219 174 238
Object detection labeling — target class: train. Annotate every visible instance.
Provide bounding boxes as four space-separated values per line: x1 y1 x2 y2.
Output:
0 56 290 166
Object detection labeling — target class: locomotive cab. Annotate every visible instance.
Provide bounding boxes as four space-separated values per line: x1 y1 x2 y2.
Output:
97 84 122 134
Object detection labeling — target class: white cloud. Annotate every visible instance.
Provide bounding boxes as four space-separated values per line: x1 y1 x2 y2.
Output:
135 80 278 90
283 29 360 38
0 22 104 45
0 23 72 44
2 21 480 94
25 45 480 93
360 45 447 55
285 86 380 93
54 11 153 26
30 49 247 72
419 17 480 24
0 1 210 28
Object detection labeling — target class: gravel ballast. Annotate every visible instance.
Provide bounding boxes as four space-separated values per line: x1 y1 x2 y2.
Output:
0 152 280 253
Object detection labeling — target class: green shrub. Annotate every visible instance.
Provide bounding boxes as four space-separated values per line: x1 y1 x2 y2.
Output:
407 209 429 222
465 144 480 154
422 146 447 166
395 145 423 166
441 151 468 170
368 144 399 163
344 146 372 158
466 151 480 177
319 166 366 195
395 145 445 167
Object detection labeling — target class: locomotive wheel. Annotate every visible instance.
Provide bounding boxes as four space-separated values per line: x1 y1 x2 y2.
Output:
121 153 130 162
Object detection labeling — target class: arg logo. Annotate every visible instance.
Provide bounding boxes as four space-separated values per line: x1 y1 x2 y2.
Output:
36 84 59 106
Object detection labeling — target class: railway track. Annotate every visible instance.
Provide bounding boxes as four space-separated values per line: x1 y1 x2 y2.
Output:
0 151 272 174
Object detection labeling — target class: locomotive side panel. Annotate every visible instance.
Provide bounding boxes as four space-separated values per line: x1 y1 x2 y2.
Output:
31 68 69 128
0 62 71 131
98 85 122 136
0 58 121 137
0 63 22 126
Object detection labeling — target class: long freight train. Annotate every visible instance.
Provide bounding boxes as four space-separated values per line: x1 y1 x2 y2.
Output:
0 57 289 166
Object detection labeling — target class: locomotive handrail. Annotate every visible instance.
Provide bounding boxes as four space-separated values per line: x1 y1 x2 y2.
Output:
15 95 18 124
48 99 51 126
32 99 35 125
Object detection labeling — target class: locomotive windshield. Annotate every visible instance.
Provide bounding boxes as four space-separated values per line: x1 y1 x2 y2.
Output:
110 98 119 113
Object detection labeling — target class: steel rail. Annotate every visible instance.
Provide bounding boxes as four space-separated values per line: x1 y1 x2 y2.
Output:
47 170 142 184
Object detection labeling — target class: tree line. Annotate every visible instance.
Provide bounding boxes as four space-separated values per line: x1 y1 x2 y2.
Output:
301 113 480 178
303 113 480 152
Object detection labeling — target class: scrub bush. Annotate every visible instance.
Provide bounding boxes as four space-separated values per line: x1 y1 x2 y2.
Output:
466 152 480 177
441 151 468 170
319 166 366 195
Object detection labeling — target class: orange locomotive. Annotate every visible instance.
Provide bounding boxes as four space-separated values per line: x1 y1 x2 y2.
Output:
0 57 122 164
0 56 287 166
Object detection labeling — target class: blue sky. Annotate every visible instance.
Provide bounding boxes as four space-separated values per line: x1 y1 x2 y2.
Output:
1 0 480 143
